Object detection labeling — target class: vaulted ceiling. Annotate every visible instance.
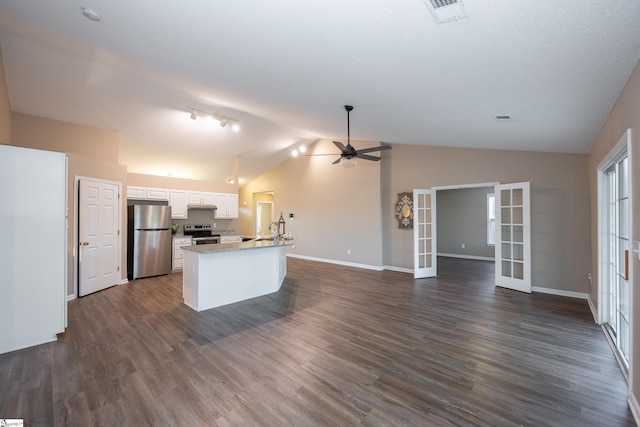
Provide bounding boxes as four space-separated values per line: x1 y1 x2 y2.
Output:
1 1 639 184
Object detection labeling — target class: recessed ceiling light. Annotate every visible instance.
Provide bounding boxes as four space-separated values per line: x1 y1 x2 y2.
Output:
81 7 101 22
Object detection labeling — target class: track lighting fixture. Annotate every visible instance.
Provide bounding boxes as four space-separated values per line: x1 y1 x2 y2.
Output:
290 143 308 158
188 106 239 131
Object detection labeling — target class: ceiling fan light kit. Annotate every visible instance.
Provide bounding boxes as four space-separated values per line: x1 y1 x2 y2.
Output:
306 104 391 167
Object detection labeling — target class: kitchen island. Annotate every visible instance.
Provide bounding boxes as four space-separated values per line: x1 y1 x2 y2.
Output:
181 239 295 311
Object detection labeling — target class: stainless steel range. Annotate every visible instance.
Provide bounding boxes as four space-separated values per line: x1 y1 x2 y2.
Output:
183 224 220 245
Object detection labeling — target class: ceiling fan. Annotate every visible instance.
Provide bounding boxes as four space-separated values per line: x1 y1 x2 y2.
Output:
309 105 391 166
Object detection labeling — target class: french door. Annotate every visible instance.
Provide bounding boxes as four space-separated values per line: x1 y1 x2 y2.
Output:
495 182 531 293
413 189 437 278
602 152 630 368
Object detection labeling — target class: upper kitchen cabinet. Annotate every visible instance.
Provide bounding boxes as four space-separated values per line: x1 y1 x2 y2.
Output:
170 190 188 219
215 193 239 219
146 188 170 200
188 191 217 206
126 186 146 199
126 186 169 201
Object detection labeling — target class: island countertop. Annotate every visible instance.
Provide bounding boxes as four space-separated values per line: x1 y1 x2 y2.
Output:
181 238 295 254
182 238 294 311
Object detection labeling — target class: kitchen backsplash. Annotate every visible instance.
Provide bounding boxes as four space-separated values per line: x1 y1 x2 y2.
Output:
172 209 238 234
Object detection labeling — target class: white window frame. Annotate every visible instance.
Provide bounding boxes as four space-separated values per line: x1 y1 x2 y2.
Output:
487 193 495 245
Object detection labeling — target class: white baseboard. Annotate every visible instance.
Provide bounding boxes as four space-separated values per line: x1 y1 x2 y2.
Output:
531 286 589 300
383 265 413 274
629 392 640 426
286 254 383 271
437 253 495 262
587 294 599 323
68 278 129 301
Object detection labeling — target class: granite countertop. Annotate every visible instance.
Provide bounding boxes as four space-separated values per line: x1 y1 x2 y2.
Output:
182 238 295 254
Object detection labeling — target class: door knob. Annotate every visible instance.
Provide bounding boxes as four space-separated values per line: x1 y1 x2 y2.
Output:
81 242 89 246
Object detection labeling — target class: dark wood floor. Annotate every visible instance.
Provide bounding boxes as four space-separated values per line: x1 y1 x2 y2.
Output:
0 257 635 426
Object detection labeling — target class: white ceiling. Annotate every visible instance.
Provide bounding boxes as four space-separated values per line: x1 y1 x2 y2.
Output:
1 1 640 184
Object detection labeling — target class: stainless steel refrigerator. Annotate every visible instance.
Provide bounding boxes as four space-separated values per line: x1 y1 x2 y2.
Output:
127 204 172 279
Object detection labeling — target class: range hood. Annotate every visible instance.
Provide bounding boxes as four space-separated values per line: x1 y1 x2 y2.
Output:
187 204 217 210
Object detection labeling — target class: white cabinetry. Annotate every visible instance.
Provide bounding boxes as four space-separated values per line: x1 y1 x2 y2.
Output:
172 236 193 271
127 186 147 199
188 191 217 205
215 193 239 219
146 187 170 200
126 186 169 201
1 145 66 354
170 190 188 219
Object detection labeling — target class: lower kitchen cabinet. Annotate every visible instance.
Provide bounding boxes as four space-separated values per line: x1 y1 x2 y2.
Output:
172 236 192 271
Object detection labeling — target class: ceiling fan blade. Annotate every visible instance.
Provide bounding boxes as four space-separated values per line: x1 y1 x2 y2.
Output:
305 153 340 156
357 154 382 162
331 157 343 165
333 140 347 153
356 145 392 154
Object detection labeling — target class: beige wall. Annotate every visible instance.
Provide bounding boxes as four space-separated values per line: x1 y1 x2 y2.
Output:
0 46 11 144
239 139 384 267
11 112 119 162
382 144 590 293
588 58 640 406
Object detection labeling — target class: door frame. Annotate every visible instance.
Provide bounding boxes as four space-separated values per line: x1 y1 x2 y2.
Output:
256 200 275 236
596 128 633 382
73 176 123 299
413 182 498 278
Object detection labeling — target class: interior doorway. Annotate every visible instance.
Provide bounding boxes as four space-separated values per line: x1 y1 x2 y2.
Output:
253 191 275 237
76 177 122 297
597 129 632 375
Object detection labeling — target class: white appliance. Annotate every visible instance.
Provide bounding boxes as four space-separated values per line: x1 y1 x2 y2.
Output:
0 145 67 355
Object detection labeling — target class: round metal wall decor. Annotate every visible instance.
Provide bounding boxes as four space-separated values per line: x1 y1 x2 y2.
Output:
395 192 413 229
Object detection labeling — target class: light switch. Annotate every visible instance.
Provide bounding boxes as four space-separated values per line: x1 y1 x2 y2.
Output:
634 241 640 260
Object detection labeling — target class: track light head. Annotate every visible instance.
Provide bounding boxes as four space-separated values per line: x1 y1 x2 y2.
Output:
190 109 197 120
220 118 227 128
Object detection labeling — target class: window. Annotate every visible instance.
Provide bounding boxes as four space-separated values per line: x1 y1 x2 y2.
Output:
487 193 495 245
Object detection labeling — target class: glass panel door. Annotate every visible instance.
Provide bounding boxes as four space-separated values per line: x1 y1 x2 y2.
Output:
414 189 436 278
603 154 630 367
495 182 531 293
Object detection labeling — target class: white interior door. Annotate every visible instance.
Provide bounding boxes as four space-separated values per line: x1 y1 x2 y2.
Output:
79 179 120 297
414 189 437 278
495 182 531 293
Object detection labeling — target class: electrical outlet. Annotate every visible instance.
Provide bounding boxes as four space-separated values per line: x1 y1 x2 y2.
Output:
212 223 216 228
347 249 351 255
461 243 465 249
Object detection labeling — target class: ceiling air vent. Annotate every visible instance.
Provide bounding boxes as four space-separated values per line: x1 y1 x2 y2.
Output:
423 0 469 24
495 115 512 122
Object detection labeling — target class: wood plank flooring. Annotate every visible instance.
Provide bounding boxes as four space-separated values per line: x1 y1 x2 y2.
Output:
0 257 635 426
